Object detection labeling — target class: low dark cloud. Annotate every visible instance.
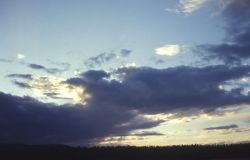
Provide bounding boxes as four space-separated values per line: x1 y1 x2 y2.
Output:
29 63 65 74
197 0 250 64
132 131 164 136
2 64 250 144
68 65 250 115
7 74 33 80
84 52 116 68
120 49 132 57
0 92 162 145
204 124 239 130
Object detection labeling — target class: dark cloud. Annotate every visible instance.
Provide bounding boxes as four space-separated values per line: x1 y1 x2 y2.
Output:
68 65 250 115
120 49 132 57
132 131 164 136
80 70 110 82
28 63 65 74
204 124 239 130
0 92 162 145
7 74 33 80
84 52 116 68
197 0 250 64
12 80 31 89
2 64 250 144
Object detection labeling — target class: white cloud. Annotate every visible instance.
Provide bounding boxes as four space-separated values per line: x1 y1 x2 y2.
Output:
166 0 211 14
155 44 182 56
16 53 25 60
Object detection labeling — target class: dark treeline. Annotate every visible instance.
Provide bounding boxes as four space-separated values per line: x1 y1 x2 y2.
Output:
0 143 250 160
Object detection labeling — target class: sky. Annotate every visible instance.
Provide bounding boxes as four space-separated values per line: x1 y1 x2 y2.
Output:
0 0 250 146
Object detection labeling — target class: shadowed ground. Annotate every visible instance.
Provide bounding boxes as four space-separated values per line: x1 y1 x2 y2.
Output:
0 143 249 160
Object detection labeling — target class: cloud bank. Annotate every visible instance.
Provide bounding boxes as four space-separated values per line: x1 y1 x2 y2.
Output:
68 65 250 115
0 92 162 145
3 64 250 144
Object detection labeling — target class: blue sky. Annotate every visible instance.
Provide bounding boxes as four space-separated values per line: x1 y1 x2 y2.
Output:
0 0 223 95
0 0 222 66
0 0 250 146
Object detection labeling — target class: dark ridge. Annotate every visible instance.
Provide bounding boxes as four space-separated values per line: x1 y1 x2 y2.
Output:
0 143 250 160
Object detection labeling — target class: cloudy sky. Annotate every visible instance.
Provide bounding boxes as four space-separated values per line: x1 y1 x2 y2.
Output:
1 0 250 146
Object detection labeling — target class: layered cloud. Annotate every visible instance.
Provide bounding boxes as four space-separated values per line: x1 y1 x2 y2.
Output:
2 64 250 144
67 65 250 115
6 74 33 89
28 63 68 74
12 80 31 89
204 124 239 130
7 74 33 80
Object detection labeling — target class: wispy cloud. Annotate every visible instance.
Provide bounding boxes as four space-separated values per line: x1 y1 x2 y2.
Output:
7 74 33 80
28 63 67 74
204 124 239 130
84 52 116 68
12 80 31 89
84 49 132 68
166 0 211 14
132 131 164 136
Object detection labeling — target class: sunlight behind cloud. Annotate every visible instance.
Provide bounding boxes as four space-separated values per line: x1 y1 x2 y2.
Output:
31 76 91 105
